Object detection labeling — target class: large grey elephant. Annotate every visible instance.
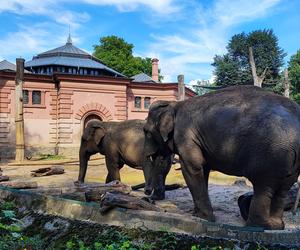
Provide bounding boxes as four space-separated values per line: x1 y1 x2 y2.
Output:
143 85 300 230
75 119 171 199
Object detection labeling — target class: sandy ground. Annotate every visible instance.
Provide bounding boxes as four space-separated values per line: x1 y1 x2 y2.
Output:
0 155 299 229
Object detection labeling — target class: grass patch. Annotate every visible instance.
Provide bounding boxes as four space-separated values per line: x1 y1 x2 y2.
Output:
37 154 66 161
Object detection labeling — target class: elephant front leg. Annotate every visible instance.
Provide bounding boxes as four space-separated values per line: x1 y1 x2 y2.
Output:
142 159 153 195
75 148 91 185
180 151 215 222
151 155 172 200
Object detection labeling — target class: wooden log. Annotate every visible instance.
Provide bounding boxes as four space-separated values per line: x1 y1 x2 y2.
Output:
85 189 102 202
0 176 9 182
77 180 132 194
23 181 131 198
131 183 184 191
100 192 162 214
31 166 64 177
0 181 38 189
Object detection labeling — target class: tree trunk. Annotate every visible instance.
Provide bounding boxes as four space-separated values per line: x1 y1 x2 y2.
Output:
284 68 290 98
15 58 25 162
249 47 267 88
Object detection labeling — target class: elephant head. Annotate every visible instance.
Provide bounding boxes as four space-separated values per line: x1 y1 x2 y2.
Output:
143 100 176 157
75 122 107 185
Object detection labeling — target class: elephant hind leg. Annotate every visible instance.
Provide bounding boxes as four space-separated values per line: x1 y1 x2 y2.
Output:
105 157 123 183
270 173 299 228
247 184 283 230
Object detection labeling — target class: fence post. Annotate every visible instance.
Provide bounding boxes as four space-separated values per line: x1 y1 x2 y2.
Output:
15 58 25 162
177 74 185 101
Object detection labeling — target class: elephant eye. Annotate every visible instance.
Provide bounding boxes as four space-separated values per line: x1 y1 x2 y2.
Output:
146 132 152 138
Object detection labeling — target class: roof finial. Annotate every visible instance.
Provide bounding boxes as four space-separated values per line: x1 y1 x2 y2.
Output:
67 25 72 44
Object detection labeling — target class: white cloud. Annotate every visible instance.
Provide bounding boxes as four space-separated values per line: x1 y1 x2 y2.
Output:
144 0 282 82
0 0 90 28
0 23 78 62
213 0 281 27
81 0 179 14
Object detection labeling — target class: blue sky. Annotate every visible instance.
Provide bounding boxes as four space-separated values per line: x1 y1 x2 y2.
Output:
0 0 299 85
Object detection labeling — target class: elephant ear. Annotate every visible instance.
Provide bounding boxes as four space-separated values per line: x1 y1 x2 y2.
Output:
82 123 105 146
94 127 106 145
158 104 175 143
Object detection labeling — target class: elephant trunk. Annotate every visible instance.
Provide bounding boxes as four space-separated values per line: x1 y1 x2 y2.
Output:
76 142 90 184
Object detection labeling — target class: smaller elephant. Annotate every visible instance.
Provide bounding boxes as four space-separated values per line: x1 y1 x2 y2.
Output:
75 119 171 200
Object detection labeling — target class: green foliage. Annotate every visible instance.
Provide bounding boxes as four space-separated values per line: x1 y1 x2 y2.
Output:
0 200 44 250
212 29 286 87
2 210 16 219
192 80 214 96
288 50 300 104
0 234 44 250
38 153 65 161
93 35 163 81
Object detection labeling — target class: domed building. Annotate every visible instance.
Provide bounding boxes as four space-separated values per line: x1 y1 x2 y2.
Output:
25 35 123 77
0 36 195 158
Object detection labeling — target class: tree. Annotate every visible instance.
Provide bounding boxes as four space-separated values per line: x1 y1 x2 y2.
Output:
93 36 163 81
192 80 212 95
288 50 300 103
212 29 286 87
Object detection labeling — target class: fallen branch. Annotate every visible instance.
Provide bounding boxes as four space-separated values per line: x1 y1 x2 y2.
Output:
0 176 9 182
131 183 184 191
100 192 162 214
77 180 132 194
31 166 64 177
0 181 38 189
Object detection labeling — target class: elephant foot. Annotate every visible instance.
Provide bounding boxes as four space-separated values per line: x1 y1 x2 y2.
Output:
269 217 285 230
246 217 285 230
144 188 153 196
193 208 216 222
151 191 165 200
74 180 84 186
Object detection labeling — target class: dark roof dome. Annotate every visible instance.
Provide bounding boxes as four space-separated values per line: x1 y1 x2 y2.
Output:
25 34 124 77
36 35 90 59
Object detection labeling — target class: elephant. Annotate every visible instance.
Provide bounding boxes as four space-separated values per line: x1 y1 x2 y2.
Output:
75 119 171 200
143 85 300 230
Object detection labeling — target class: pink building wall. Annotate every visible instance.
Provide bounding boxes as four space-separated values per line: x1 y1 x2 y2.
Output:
0 71 195 158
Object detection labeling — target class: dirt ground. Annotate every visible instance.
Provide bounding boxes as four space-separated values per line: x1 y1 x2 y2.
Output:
0 154 299 229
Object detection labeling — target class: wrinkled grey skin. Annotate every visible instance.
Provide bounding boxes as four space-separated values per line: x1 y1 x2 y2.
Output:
144 85 300 230
75 119 171 199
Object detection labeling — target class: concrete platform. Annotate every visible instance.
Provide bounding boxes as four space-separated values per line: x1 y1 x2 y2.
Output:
0 186 299 246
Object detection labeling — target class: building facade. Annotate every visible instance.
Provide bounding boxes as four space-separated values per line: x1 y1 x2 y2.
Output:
0 37 195 158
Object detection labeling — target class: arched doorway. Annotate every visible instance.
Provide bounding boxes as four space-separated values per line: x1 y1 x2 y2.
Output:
84 114 102 128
